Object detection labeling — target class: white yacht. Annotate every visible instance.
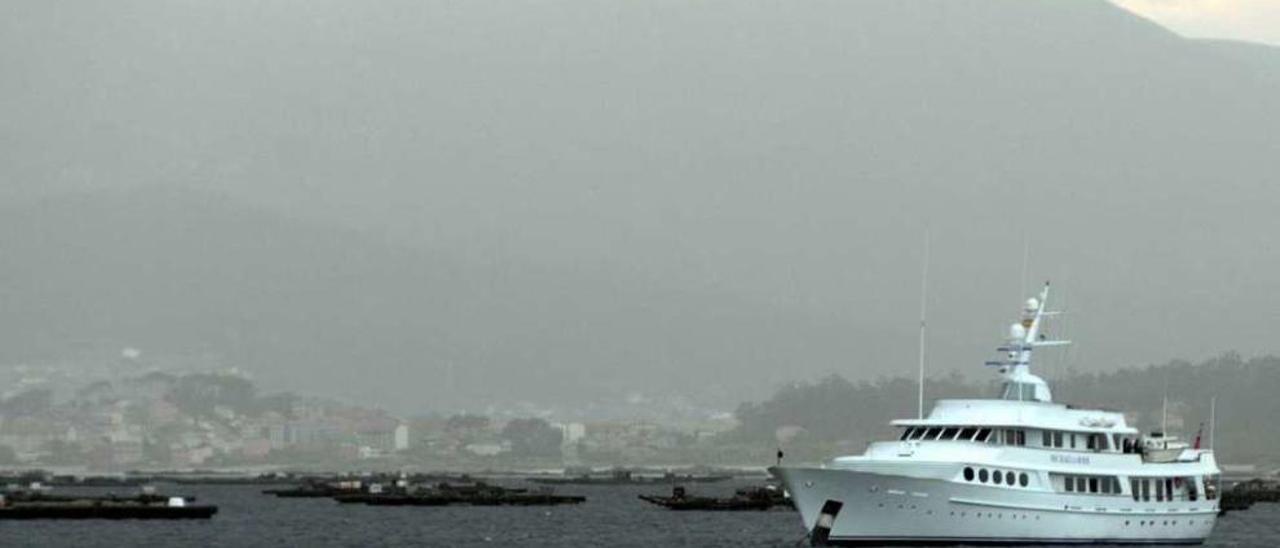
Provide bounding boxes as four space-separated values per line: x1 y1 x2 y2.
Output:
772 283 1221 545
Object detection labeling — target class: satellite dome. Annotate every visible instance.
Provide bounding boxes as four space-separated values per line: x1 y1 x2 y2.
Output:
1009 323 1027 340
1024 298 1039 311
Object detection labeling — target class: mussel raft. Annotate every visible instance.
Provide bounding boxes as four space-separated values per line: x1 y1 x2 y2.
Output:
639 485 792 511
0 493 216 520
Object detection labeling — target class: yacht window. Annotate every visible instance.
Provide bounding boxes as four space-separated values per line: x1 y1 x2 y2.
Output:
993 470 1003 485
1089 477 1099 493
1019 473 1029 487
1141 479 1150 502
900 428 914 441
1166 478 1174 500
979 469 989 483
1005 471 1015 486
1041 430 1051 447
975 428 992 443
1069 433 1077 449
1016 430 1026 446
1053 431 1063 448
959 427 977 440
941 427 959 440
1086 435 1097 451
1077 477 1088 493
1021 383 1036 400
924 427 942 440
963 467 974 482
1131 479 1140 501
1064 477 1074 492
910 428 927 440
1156 478 1165 502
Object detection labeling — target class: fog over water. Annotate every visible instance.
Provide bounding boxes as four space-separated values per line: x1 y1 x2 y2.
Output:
3 0 1280 412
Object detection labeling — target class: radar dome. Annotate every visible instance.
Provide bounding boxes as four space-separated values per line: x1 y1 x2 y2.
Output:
1009 323 1027 340
1024 298 1039 311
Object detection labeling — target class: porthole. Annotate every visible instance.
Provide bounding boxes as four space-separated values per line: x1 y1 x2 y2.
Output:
979 469 989 483
993 471 1003 485
1019 473 1029 487
1005 471 1015 485
964 467 975 482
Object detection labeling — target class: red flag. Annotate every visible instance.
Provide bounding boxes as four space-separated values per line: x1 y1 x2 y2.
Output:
1193 423 1204 449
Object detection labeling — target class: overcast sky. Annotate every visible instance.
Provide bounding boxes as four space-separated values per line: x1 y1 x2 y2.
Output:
1115 0 1280 45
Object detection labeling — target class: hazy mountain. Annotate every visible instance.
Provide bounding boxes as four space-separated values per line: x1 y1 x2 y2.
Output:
0 187 891 410
1199 39 1280 86
4 1 1280 409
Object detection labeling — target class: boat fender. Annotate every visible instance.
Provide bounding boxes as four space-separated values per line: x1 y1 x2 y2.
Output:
809 499 844 547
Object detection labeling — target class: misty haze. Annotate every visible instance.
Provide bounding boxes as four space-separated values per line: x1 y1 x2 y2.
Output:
2 1 1279 545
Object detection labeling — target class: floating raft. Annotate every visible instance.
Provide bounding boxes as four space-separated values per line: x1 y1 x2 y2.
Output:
639 486 792 511
335 481 582 507
263 486 355 498
336 492 585 506
1220 478 1280 514
529 470 731 485
0 493 216 520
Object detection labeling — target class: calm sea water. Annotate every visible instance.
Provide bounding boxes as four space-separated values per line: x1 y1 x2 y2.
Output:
4 481 1277 547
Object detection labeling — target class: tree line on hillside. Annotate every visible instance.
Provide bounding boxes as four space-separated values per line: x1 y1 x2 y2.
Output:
732 353 1280 466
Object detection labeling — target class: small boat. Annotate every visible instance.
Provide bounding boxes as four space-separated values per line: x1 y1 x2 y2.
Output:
639 485 791 511
1140 432 1190 463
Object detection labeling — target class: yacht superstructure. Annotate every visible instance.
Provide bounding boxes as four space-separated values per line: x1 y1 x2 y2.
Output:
771 283 1220 545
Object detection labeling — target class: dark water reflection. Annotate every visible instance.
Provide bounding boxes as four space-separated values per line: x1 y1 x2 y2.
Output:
3 481 1276 547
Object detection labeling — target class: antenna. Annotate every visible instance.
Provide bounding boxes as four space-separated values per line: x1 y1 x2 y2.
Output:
1018 232 1030 302
917 230 929 420
1209 396 1217 451
1161 375 1169 436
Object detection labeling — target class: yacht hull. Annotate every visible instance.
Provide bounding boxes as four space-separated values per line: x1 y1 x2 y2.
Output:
772 466 1216 545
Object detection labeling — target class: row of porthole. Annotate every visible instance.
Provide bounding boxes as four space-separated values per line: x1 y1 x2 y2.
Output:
876 502 935 515
963 467 1029 487
949 511 1040 520
1127 520 1196 527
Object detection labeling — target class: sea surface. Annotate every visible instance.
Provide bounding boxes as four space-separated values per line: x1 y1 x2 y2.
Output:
3 480 1277 547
